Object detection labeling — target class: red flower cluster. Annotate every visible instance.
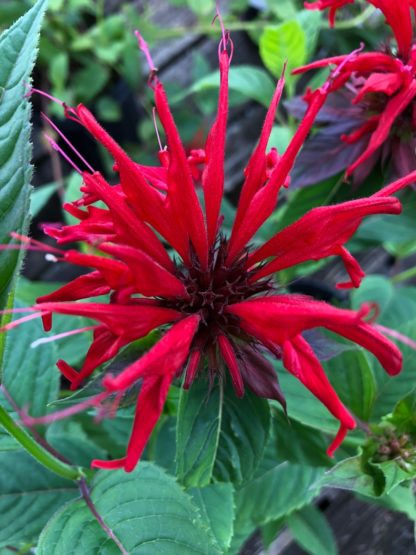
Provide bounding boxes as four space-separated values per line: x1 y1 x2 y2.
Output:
300 0 416 180
12 34 416 472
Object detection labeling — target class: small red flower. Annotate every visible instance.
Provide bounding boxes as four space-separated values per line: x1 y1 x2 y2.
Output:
10 33 416 471
300 0 416 180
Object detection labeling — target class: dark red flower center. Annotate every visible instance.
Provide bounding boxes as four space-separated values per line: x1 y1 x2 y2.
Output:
164 237 272 347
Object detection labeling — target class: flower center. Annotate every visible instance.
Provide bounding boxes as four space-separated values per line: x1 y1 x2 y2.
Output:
163 236 272 344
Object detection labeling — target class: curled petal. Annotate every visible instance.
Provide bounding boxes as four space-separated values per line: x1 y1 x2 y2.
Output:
283 335 356 456
228 295 402 376
103 315 200 392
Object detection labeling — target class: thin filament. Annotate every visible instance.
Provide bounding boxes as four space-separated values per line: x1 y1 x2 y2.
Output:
30 325 96 349
44 133 83 175
41 112 95 173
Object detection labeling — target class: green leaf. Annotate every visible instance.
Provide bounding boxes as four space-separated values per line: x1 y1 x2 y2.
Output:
73 61 110 103
358 483 416 520
189 483 235 553
30 182 59 216
274 411 332 467
324 350 377 421
63 172 82 225
46 420 108 467
351 276 416 417
176 377 222 488
268 0 297 20
287 504 337 555
15 278 92 367
177 65 277 108
0 450 78 548
2 300 59 416
0 0 47 311
268 124 293 153
235 462 323 529
214 383 271 485
49 51 69 90
274 360 342 434
259 21 306 94
38 462 221 554
318 456 377 496
296 10 322 57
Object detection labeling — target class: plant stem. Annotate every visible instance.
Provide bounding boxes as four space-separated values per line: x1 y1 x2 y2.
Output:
151 5 375 41
324 5 375 29
391 266 416 284
0 404 84 481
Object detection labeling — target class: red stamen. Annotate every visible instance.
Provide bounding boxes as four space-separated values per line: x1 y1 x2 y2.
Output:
0 312 45 333
44 133 83 175
20 391 108 427
374 323 416 351
41 112 95 173
30 325 96 349
152 107 164 151
26 86 65 105
7 232 64 255
135 30 157 73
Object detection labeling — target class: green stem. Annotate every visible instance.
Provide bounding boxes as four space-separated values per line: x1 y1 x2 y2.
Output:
323 173 345 205
321 5 375 29
391 266 416 284
0 405 84 481
152 19 273 40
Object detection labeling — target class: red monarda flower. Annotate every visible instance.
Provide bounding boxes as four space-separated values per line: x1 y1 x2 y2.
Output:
8 33 416 472
298 0 416 181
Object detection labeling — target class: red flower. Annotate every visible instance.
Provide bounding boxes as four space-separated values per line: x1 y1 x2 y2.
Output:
305 0 355 27
11 34 416 472
299 0 416 180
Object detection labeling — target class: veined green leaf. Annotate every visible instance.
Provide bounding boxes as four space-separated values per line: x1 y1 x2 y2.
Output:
0 0 48 313
37 462 221 554
0 450 77 548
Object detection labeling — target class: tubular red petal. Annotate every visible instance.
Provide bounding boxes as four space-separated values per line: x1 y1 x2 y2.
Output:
99 243 188 299
283 335 356 455
293 52 402 79
37 272 110 305
247 195 401 286
304 0 355 26
183 350 202 389
154 83 208 268
218 334 244 397
69 328 128 390
228 295 403 376
229 75 285 260
82 172 175 270
103 315 199 392
228 85 330 260
33 302 181 340
64 250 131 291
75 108 190 262
202 50 229 247
91 458 126 470
123 373 173 471
352 72 403 104
346 82 416 176
369 0 413 59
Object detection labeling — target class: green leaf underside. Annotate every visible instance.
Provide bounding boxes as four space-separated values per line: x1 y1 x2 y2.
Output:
0 450 78 548
189 483 235 553
259 20 306 93
2 301 59 416
351 276 416 418
37 462 221 554
287 504 337 555
176 377 222 488
0 0 47 311
176 65 277 108
213 383 271 484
